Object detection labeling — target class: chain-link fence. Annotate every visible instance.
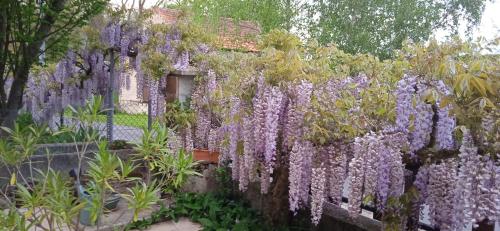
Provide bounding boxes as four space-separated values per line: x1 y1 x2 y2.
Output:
109 100 149 142
59 99 149 143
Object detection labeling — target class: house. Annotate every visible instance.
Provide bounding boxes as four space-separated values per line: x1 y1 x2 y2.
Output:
119 8 260 113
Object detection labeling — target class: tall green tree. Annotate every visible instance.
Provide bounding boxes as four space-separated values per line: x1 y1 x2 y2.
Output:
305 0 489 59
0 0 107 127
168 0 300 33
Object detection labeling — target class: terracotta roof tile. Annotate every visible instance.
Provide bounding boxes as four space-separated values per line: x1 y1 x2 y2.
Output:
151 8 180 25
152 8 260 52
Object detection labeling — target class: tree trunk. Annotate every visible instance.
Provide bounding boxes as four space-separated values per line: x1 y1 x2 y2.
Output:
1 61 30 128
473 219 494 231
264 165 290 225
261 152 291 226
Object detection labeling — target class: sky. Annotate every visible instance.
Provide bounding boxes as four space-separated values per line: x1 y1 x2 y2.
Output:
475 0 500 40
111 0 500 42
434 0 500 41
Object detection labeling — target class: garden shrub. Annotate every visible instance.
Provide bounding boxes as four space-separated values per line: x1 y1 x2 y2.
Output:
127 192 268 231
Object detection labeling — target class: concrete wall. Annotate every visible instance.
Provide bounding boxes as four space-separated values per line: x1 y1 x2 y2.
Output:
0 143 135 186
180 164 219 194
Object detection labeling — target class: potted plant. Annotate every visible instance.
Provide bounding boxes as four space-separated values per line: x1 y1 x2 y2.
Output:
164 100 219 163
69 97 160 228
192 148 219 163
77 141 132 226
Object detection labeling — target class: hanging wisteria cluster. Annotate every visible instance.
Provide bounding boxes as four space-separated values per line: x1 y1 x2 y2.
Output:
393 75 499 229
346 132 406 218
411 129 500 231
189 70 410 225
25 20 128 125
395 75 458 153
190 63 499 229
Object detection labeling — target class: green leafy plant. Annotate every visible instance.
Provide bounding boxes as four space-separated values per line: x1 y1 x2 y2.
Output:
123 182 160 222
85 140 139 224
0 209 29 231
15 169 85 230
134 124 201 192
127 193 268 231
133 124 170 184
14 113 36 131
0 96 160 231
164 100 195 131
153 149 201 192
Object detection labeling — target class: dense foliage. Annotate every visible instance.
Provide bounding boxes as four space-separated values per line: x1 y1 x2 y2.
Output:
305 0 489 59
189 29 499 230
134 123 201 192
0 0 107 126
170 0 488 59
127 192 268 231
169 0 298 32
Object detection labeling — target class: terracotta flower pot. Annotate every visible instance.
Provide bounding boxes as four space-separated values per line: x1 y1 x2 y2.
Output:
193 149 219 163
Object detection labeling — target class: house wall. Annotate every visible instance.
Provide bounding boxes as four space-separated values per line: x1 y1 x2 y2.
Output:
118 71 194 114
119 70 148 114
119 71 138 101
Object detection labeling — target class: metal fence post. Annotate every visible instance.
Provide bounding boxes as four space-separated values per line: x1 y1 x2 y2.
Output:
60 82 64 127
106 49 115 142
147 99 152 130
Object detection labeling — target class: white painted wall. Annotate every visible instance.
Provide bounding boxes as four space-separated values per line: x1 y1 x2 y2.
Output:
119 70 148 114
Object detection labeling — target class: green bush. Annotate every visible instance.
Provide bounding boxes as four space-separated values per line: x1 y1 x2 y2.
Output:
127 193 268 231
134 124 201 192
164 100 195 131
15 112 36 129
0 96 160 230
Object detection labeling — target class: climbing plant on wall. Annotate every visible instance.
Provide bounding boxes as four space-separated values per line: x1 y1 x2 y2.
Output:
190 29 499 230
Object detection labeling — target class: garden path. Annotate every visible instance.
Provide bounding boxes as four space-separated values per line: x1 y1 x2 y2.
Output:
139 218 201 231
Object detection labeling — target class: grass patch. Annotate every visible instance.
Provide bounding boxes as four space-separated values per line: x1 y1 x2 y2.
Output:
100 112 149 128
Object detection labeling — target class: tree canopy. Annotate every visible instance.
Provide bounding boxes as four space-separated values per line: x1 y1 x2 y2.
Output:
306 0 489 59
170 0 489 59
0 0 107 127
167 0 299 32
